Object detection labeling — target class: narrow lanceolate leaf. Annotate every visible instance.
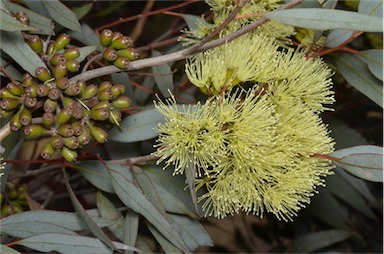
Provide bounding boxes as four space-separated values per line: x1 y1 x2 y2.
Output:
147 222 182 254
41 0 81 31
263 9 383 32
109 163 190 252
358 0 383 17
331 145 383 182
3 1 52 34
185 159 200 216
0 31 47 76
0 244 21 254
360 50 383 81
68 23 101 50
77 45 98 63
151 50 174 97
325 29 354 48
123 210 139 253
291 230 352 253
0 11 36 32
0 57 22 81
335 53 383 107
77 161 114 193
63 169 117 251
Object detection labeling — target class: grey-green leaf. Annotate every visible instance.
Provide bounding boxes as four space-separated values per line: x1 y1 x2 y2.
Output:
151 50 174 97
291 230 352 253
3 1 52 34
77 161 114 193
72 2 93 20
325 29 353 48
109 163 190 252
0 56 22 81
41 0 81 31
360 49 383 81
0 31 47 76
0 244 21 254
147 222 182 253
0 9 36 32
335 53 383 107
77 45 98 63
263 8 383 32
68 23 101 50
358 0 383 17
123 210 139 252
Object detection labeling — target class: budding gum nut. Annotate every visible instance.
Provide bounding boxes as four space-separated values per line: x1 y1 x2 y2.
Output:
109 36 133 49
88 124 108 143
56 77 70 90
0 89 18 99
100 29 113 47
56 107 73 125
53 63 68 79
42 112 55 128
35 67 52 82
6 82 24 96
63 136 80 150
63 47 80 60
19 107 32 126
51 135 64 149
103 48 118 61
27 35 43 55
10 109 22 131
111 96 131 109
41 143 55 160
113 56 130 69
61 146 78 162
22 96 37 108
117 48 139 61
54 33 70 53
81 84 98 100
66 60 80 72
24 124 47 138
50 53 66 66
0 98 20 110
22 73 34 86
44 99 58 113
36 84 49 97
57 123 75 137
89 107 110 121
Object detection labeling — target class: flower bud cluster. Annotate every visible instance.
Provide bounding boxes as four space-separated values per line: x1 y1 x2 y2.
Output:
0 28 132 162
99 29 139 69
0 184 28 218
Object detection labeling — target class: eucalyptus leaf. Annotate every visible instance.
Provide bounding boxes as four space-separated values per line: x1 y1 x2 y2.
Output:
360 49 383 81
134 75 155 104
1 139 22 192
264 9 383 32
3 1 52 34
0 9 37 32
77 160 114 193
358 0 383 17
335 53 383 107
186 160 200 216
72 2 93 20
123 210 139 252
77 45 98 63
0 56 22 81
147 222 182 253
109 163 190 252
180 13 202 31
0 31 47 76
0 244 21 254
325 29 353 48
151 50 174 97
68 23 101 50
41 0 81 31
291 230 352 253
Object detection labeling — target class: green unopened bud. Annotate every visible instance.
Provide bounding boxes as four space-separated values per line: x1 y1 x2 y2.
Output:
103 48 118 61
35 66 52 82
0 98 20 111
46 42 54 55
91 100 110 111
112 32 123 41
0 89 19 99
61 97 77 109
50 135 64 149
25 85 37 97
109 109 122 125
111 96 131 109
0 109 14 118
10 109 22 131
6 83 24 96
36 84 49 97
88 124 108 143
98 81 112 92
110 36 133 49
63 47 80 60
77 80 87 94
63 136 80 150
53 63 68 79
50 53 66 66
57 123 74 137
100 29 113 47
19 107 32 126
15 11 29 25
81 84 98 100
24 124 47 138
22 73 34 86
42 112 55 128
48 88 61 101
66 60 80 72
22 96 37 108
64 82 81 96
43 99 58 113
41 143 55 160
111 83 126 97
56 107 73 125
56 77 70 90
78 125 91 145
90 107 110 121
72 107 84 120
98 88 113 101
54 33 70 53
113 56 130 69
61 146 78 162
117 48 139 61
71 121 83 136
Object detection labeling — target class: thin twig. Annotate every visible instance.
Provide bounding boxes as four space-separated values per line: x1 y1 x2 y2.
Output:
130 0 156 42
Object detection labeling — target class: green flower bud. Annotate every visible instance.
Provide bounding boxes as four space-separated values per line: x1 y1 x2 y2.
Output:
48 88 61 101
71 121 83 136
54 33 70 53
88 124 108 143
117 48 139 61
78 125 91 145
89 107 110 121
10 109 22 131
63 47 80 60
0 98 20 111
41 143 55 160
111 83 126 97
111 96 131 109
109 109 122 125
50 53 66 66
35 66 52 82
0 89 19 99
36 84 49 97
53 63 68 79
64 82 81 96
22 73 34 86
63 136 80 150
56 77 70 90
19 107 32 126
43 99 58 113
56 107 73 125
25 85 37 97
100 29 113 47
42 112 55 128
24 124 47 139
66 59 80 73
91 100 110 111
71 107 84 120
15 11 29 25
113 56 130 69
98 81 112 92
6 82 24 96
110 36 133 49
61 97 77 109
81 84 98 100
61 146 78 162
98 88 113 101
22 96 37 108
0 108 14 118
46 42 54 55
112 31 123 41
102 48 118 61
57 123 75 137
50 135 64 149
